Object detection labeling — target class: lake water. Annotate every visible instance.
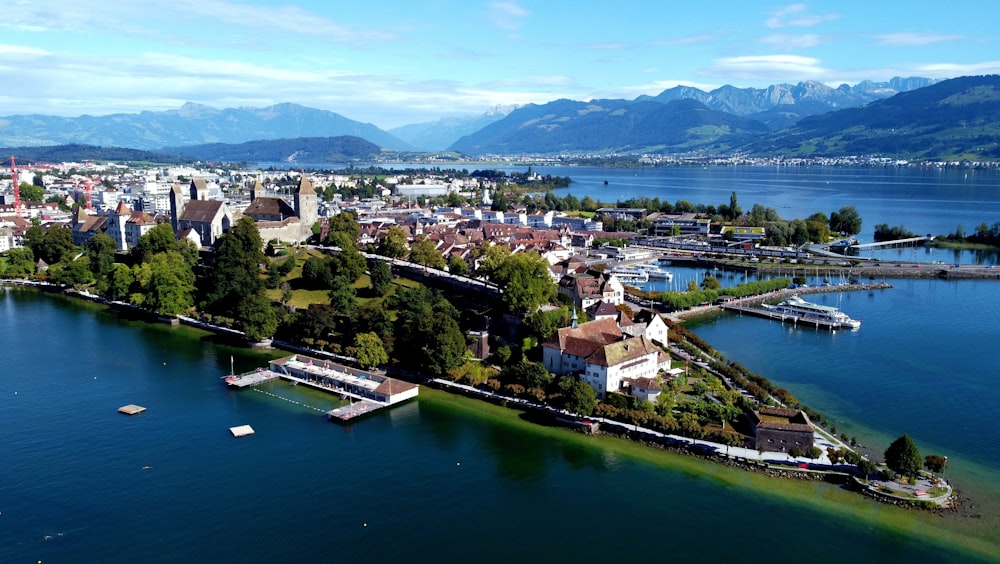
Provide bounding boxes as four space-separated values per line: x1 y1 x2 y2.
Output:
5 166 1000 562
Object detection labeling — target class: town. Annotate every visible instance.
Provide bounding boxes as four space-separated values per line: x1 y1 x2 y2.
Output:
0 158 955 509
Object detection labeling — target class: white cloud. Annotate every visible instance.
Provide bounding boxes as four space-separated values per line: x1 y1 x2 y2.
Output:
706 54 828 80
875 32 964 47
489 2 530 30
760 33 823 50
0 44 50 57
765 4 840 29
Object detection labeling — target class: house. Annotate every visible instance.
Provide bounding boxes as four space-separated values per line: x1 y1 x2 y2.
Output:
557 268 624 309
622 376 661 404
542 317 660 400
748 407 814 453
71 207 108 246
105 201 158 251
624 309 669 347
650 213 711 236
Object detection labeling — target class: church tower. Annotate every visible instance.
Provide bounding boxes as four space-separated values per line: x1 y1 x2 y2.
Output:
294 174 318 229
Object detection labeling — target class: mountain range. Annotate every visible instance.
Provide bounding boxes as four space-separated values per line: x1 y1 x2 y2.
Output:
4 75 1000 161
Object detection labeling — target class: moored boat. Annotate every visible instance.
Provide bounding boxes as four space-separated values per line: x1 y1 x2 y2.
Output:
764 295 861 329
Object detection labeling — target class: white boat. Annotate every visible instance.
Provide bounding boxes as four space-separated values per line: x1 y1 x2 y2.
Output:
764 295 861 329
634 263 674 281
608 265 649 284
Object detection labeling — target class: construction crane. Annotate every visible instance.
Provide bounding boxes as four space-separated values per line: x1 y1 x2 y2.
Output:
10 156 21 219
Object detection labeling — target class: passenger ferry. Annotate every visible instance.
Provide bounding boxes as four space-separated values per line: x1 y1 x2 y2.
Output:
608 265 649 284
634 263 674 281
764 295 861 329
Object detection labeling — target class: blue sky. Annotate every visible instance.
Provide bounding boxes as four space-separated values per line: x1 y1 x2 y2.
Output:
2 0 998 129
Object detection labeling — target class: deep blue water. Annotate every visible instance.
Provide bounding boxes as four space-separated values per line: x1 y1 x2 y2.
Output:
4 166 1000 562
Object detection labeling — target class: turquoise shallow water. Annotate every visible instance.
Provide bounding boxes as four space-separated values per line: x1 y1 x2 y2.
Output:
1 288 998 563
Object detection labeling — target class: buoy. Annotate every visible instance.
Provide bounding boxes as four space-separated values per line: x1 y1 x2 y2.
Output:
363 523 367 527
456 462 461 466
163 362 167 365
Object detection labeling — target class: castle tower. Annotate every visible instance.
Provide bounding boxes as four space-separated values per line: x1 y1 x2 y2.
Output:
294 174 318 228
169 183 185 233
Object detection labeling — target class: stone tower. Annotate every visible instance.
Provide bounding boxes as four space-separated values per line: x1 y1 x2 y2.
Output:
169 183 185 233
294 174 318 229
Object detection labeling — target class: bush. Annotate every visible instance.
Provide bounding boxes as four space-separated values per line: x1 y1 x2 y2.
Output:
788 446 804 458
806 446 823 459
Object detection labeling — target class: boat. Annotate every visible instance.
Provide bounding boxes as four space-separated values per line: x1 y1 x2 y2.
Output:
763 295 861 329
634 263 674 281
608 265 649 284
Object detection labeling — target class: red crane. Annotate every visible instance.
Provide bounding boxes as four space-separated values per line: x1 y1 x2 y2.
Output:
85 177 94 210
10 156 21 219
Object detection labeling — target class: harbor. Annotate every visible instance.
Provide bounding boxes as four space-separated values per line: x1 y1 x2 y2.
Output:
225 354 419 422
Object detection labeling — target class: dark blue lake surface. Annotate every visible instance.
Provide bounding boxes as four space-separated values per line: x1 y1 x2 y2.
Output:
4 166 1000 562
2 283 998 563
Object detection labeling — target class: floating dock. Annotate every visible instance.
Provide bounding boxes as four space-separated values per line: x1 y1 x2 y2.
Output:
327 400 383 421
118 404 146 415
224 370 280 388
229 424 255 438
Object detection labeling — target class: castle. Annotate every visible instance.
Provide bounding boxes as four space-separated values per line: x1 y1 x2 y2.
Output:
169 176 318 247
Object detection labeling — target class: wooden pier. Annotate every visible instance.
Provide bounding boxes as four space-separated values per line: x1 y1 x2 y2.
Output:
326 400 384 421
225 370 280 388
849 235 933 251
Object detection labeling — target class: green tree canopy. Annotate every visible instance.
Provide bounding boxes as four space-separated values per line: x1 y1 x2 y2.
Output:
409 235 446 269
131 223 177 263
830 205 863 235
38 225 76 265
502 360 552 389
327 275 357 316
85 233 117 280
353 332 388 369
137 251 195 315
19 182 44 202
490 251 556 313
237 293 278 342
565 378 598 416
375 225 409 259
368 258 392 296
327 210 360 244
201 216 264 315
884 434 922 479
2 247 35 277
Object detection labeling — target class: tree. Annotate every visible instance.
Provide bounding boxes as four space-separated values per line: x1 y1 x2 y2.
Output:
857 458 878 478
302 256 334 289
502 360 552 389
49 256 93 287
728 191 742 220
884 434 922 479
490 251 556 313
38 225 76 265
142 251 195 315
701 275 721 290
85 233 117 280
329 233 367 283
131 223 176 263
376 225 409 259
830 205 862 235
447 254 468 276
237 293 278 342
368 258 392 296
565 379 598 416
327 276 357 316
423 314 467 376
409 235 446 269
353 332 388 369
3 247 35 277
108 263 135 301
475 244 511 279
924 454 948 474
202 216 264 315
327 210 360 244
19 182 44 202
